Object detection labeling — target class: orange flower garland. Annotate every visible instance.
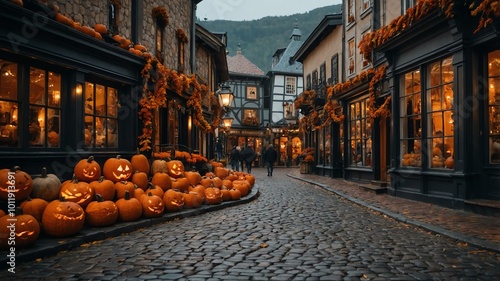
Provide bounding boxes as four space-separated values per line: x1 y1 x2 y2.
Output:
152 7 169 27
367 65 391 122
176 28 188 43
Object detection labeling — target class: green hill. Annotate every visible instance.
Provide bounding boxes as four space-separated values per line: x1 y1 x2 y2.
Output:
197 5 342 73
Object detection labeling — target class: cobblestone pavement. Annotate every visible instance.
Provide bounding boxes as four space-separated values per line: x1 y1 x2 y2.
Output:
2 168 500 280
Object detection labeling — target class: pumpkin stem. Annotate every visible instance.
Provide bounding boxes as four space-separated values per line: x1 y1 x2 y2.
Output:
95 194 103 202
10 166 21 172
116 155 121 159
136 148 140 155
59 196 66 202
87 156 95 163
40 167 48 178
124 190 131 200
14 206 24 216
98 176 105 183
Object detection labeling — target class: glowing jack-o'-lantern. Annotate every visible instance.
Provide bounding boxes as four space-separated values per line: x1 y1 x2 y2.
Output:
0 208 40 249
163 189 185 212
59 178 94 208
166 160 185 178
103 155 132 182
140 192 164 218
0 166 33 202
205 187 222 205
42 197 85 237
74 156 101 182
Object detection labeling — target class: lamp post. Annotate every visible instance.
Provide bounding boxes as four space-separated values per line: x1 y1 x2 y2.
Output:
216 84 234 164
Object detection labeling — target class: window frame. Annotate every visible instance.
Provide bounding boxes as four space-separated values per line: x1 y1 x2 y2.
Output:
285 76 296 95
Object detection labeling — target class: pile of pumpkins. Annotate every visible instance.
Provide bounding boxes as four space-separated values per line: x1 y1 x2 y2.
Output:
0 152 254 250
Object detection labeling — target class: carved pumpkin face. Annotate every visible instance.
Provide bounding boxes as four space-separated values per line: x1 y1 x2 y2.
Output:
74 156 101 182
163 189 185 212
103 155 132 182
0 212 40 249
141 192 164 218
0 166 33 202
205 187 222 205
41 199 85 237
166 160 185 178
59 179 94 208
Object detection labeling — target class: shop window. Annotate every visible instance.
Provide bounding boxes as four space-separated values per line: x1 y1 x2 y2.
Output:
291 137 302 165
285 77 296 95
488 50 500 164
339 117 344 163
319 126 331 166
331 54 339 85
29 68 61 148
84 82 119 148
348 98 372 166
348 39 356 76
427 57 454 168
0 61 18 147
400 69 422 167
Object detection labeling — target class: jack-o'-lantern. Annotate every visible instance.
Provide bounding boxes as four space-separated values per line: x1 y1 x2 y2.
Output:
85 194 118 227
205 187 222 205
151 159 169 174
151 172 171 191
74 156 101 182
171 177 190 193
184 171 201 186
103 155 132 182
183 191 203 208
114 181 136 200
0 208 40 249
115 190 142 222
131 171 149 191
163 189 185 212
20 197 49 225
189 184 206 202
0 166 33 202
42 197 85 237
131 149 150 174
31 167 61 201
141 192 164 218
166 160 185 178
59 178 94 208
89 176 115 201
229 188 241 200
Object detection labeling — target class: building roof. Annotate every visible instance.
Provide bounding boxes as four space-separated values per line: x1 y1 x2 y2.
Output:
269 23 303 74
227 45 266 76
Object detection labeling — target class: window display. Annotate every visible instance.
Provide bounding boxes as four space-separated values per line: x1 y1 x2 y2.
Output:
348 98 371 166
0 61 18 147
400 69 422 167
488 50 500 164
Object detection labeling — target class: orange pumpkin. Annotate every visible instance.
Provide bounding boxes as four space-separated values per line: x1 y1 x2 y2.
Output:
115 190 142 222
166 160 185 178
200 176 214 188
131 171 149 191
244 174 255 187
89 176 115 201
20 197 48 225
131 149 150 174
42 197 85 237
151 172 172 191
163 189 185 212
141 192 164 218
85 194 118 227
114 181 136 200
144 182 164 198
103 155 132 182
229 188 241 200
189 184 206 203
232 180 250 197
183 191 203 209
171 177 190 193
445 156 454 169
184 171 201 186
205 187 222 205
74 156 101 182
0 208 40 249
133 185 145 200
59 178 94 208
0 166 33 202
94 23 107 34
214 167 229 179
221 179 233 189
220 187 231 201
81 25 96 37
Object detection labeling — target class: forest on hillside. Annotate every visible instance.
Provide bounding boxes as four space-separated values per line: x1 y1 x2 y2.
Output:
197 4 342 73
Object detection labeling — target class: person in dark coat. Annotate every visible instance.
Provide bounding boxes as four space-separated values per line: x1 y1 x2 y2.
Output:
229 146 241 171
263 144 278 176
241 145 256 173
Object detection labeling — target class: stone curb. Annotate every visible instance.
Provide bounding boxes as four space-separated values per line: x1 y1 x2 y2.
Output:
288 174 500 254
0 186 260 268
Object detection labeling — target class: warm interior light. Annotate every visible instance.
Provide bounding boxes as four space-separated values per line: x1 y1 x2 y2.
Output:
76 84 83 95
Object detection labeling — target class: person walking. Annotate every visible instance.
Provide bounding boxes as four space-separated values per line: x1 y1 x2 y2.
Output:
263 144 278 176
241 145 256 173
215 139 223 161
229 146 241 171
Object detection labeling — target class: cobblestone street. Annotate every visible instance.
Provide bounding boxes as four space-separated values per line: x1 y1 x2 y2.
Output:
2 168 500 280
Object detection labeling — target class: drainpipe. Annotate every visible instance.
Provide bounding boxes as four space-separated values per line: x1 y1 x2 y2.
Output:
191 1 197 74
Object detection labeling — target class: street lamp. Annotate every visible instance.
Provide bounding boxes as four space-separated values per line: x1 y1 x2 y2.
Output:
217 84 234 111
222 116 234 128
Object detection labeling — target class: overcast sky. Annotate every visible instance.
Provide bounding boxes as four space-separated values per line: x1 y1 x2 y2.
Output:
196 0 342 21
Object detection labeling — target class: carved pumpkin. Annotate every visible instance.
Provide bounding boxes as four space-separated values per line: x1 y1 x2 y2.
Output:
205 187 222 205
166 160 185 178
151 159 168 174
141 192 164 218
184 171 201 186
163 189 185 212
20 197 49 225
0 166 33 202
131 149 150 174
59 178 94 208
151 172 172 191
115 190 142 222
131 171 149 191
103 155 132 182
31 167 62 201
0 208 40 249
229 188 241 200
170 177 190 193
114 181 136 200
85 194 118 227
89 176 115 201
74 156 101 182
42 197 85 237
188 184 206 203
183 191 203 209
